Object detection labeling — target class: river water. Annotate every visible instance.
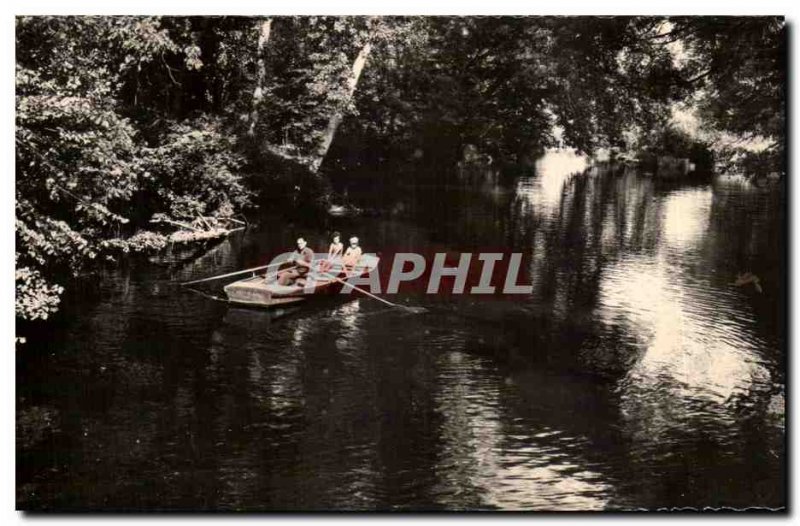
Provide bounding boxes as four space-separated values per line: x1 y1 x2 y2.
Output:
17 151 785 511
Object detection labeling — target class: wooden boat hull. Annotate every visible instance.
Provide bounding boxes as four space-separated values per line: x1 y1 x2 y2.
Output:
223 255 379 309
223 277 309 308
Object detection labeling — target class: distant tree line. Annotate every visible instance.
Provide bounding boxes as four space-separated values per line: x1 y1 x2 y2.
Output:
15 15 785 322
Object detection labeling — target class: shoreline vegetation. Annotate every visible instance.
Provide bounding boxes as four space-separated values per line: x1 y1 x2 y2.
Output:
16 16 785 332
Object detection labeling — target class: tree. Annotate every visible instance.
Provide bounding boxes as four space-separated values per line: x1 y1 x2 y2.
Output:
248 18 273 136
311 32 373 172
15 16 252 322
670 16 786 174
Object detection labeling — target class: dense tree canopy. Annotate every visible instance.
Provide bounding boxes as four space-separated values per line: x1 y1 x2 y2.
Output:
15 15 785 322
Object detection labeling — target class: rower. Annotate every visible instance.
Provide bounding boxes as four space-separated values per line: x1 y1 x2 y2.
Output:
342 236 362 269
319 231 344 273
278 237 314 286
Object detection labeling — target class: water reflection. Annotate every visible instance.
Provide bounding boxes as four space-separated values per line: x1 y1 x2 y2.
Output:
517 149 588 217
661 188 712 249
601 255 770 404
17 151 784 510
431 349 612 510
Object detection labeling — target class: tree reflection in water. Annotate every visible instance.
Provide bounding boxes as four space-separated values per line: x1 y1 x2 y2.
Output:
17 151 785 510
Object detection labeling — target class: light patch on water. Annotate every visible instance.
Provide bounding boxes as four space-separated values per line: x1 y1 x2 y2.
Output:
291 314 314 349
485 461 611 511
598 254 769 405
332 300 362 340
661 188 713 249
432 350 611 511
516 149 589 216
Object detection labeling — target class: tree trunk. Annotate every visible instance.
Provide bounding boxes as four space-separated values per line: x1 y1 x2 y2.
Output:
248 18 272 136
311 40 373 173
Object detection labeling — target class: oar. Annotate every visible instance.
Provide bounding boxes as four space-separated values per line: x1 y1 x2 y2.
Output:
318 269 427 313
180 260 289 286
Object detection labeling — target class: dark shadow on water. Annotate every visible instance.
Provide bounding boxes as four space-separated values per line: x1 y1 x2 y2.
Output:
17 153 786 511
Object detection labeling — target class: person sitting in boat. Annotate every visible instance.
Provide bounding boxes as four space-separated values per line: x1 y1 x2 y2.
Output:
319 231 344 273
278 237 314 286
342 236 362 270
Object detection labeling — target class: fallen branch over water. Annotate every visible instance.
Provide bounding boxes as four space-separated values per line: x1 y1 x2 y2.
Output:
150 217 201 232
101 215 248 259
168 226 245 244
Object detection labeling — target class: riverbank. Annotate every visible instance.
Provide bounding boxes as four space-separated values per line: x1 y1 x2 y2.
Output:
15 215 247 343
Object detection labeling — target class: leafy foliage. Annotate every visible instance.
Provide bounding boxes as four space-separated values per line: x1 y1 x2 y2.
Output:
15 264 64 321
141 118 251 219
671 17 785 173
16 16 251 323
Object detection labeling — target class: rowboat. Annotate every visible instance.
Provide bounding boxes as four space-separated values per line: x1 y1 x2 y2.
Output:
222 255 380 308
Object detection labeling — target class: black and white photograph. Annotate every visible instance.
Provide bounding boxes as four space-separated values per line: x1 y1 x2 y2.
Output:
11 5 789 514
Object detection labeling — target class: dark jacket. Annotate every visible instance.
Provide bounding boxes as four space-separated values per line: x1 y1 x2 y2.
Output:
293 247 314 275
